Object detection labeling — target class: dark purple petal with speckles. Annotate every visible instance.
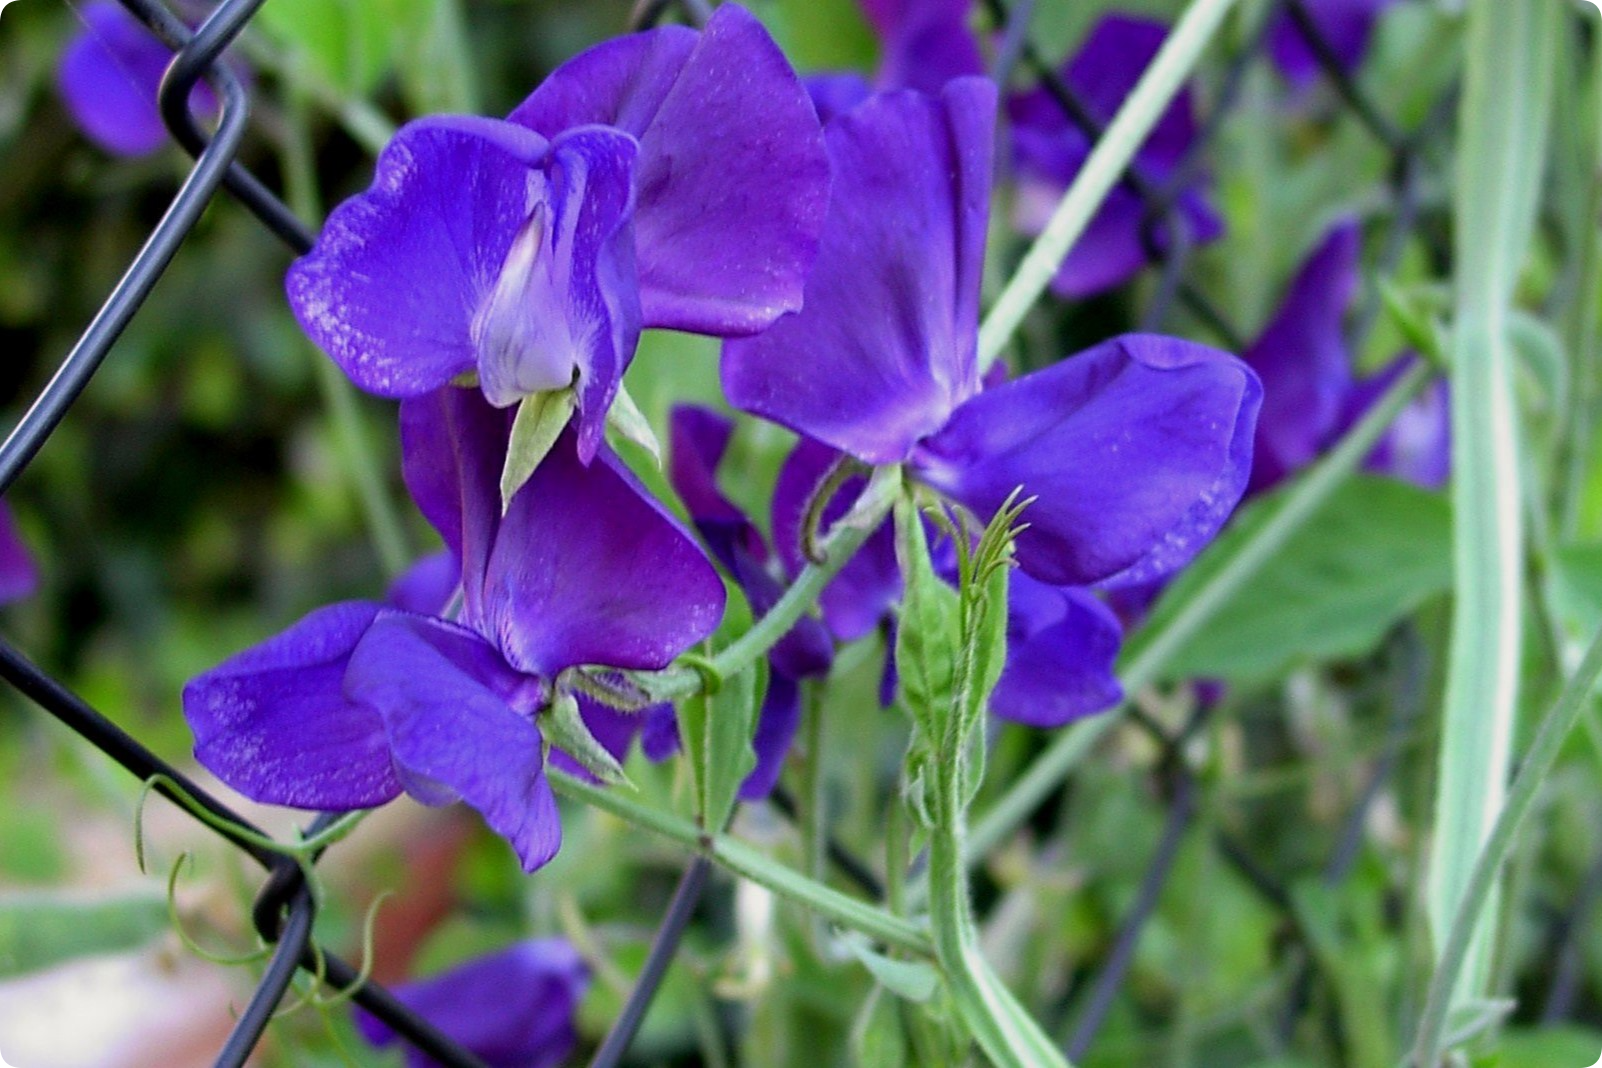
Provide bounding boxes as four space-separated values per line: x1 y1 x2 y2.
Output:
723 78 995 464
913 334 1261 588
511 5 830 338
183 601 402 810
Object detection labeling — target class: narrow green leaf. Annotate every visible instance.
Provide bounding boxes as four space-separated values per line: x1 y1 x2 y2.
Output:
841 932 941 1003
851 986 910 1068
501 388 576 512
606 383 663 468
676 580 760 830
1145 476 1451 682
892 499 961 742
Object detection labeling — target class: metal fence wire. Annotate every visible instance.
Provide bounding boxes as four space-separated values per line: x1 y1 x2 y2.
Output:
0 0 1455 1064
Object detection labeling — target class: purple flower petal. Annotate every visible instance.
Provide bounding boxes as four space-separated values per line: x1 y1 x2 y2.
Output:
1007 14 1219 298
182 601 402 810
346 612 560 872
866 0 985 97
913 333 1262 588
358 938 588 1068
386 551 461 617
1244 219 1361 493
772 437 901 643
805 72 875 123
739 673 802 800
1268 0 1395 87
723 78 996 464
1343 355 1452 490
55 2 217 157
287 117 551 399
668 406 833 679
547 695 675 782
402 389 726 677
0 505 39 605
510 5 831 338
990 576 1123 727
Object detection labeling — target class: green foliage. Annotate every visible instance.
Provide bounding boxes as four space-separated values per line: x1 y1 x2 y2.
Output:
1145 476 1452 683
676 580 763 831
0 892 168 978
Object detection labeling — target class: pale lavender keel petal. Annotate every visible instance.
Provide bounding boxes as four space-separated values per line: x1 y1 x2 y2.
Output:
358 938 588 1068
913 334 1261 588
474 126 642 462
772 437 900 643
346 612 560 872
182 601 402 810
0 505 39 605
723 78 996 464
990 577 1123 727
55 1 217 157
1244 219 1360 493
512 5 830 338
287 117 550 399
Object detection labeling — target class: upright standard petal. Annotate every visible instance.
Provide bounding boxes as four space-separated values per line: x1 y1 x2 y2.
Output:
182 602 402 810
55 2 217 157
990 577 1123 727
865 0 985 97
913 334 1261 588
1243 220 1360 493
1007 15 1221 298
1268 0 1395 87
346 612 560 872
358 938 589 1068
287 117 551 399
510 5 830 337
722 78 997 464
403 390 725 677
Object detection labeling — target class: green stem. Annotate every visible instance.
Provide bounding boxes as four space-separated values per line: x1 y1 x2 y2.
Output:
640 466 901 702
968 362 1435 860
1411 622 1602 1067
976 0 1240 369
548 769 931 958
281 87 411 577
1425 0 1556 1007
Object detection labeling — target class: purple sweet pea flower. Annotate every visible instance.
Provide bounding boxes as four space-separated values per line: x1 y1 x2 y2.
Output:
0 505 39 605
724 79 1261 593
1008 15 1223 299
1243 218 1449 495
183 389 725 871
358 939 588 1068
801 0 982 123
287 5 829 461
1268 0 1399 88
56 1 220 158
668 405 834 798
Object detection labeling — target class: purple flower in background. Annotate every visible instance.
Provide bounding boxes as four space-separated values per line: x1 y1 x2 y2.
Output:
287 5 829 460
183 389 725 871
1243 218 1449 495
724 79 1261 592
803 0 984 122
1008 15 1223 299
0 505 39 605
1268 0 1398 88
55 1 219 157
669 406 834 798
358 939 588 1068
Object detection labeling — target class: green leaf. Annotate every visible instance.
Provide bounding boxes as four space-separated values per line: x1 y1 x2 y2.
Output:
541 693 631 788
0 892 168 978
892 498 960 743
1474 1027 1602 1068
501 388 576 512
676 581 762 831
1144 476 1452 683
850 986 909 1068
841 931 940 1003
258 0 402 95
606 383 663 468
